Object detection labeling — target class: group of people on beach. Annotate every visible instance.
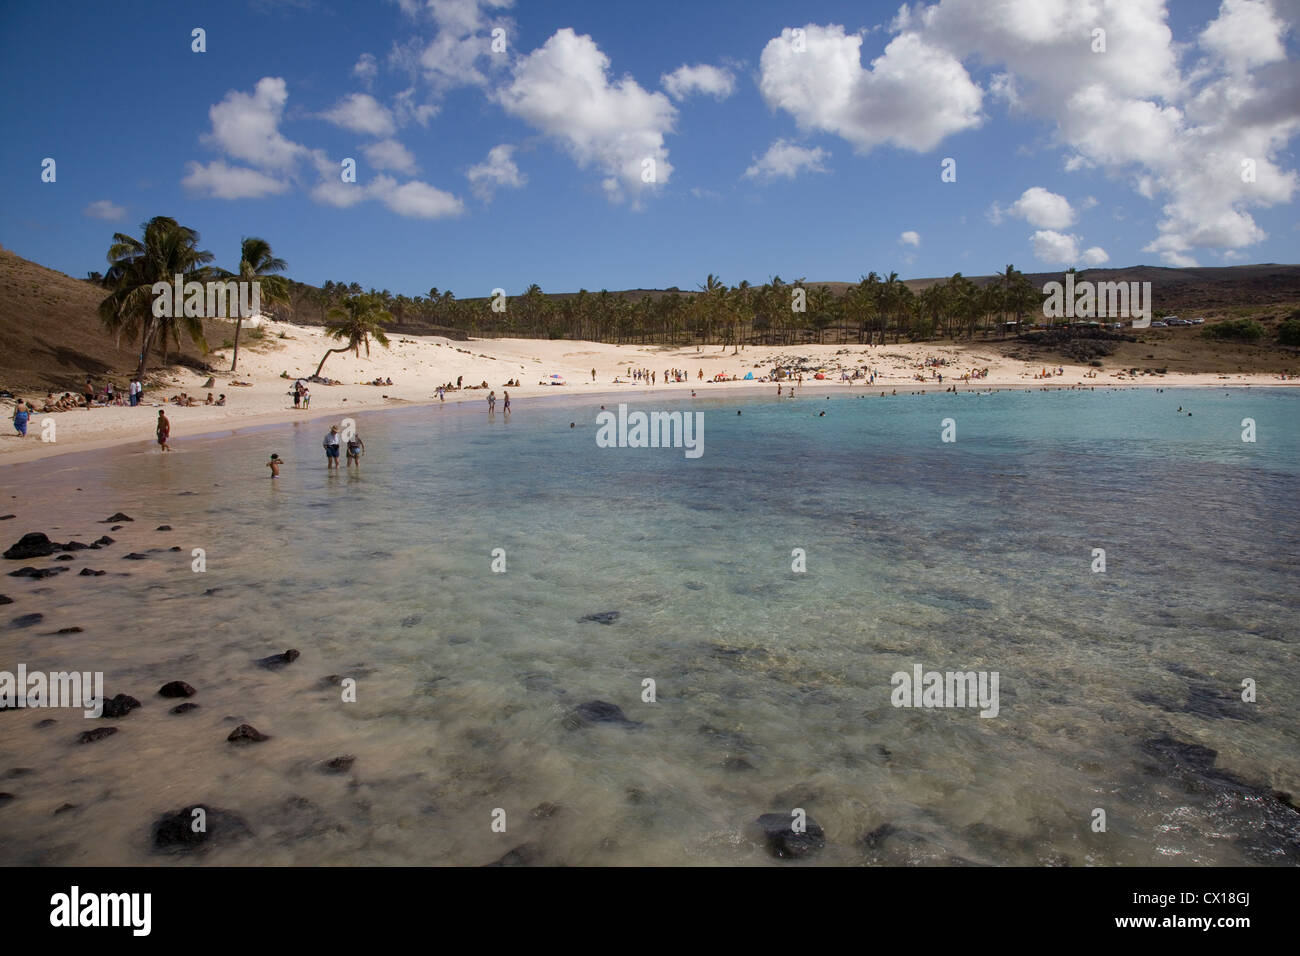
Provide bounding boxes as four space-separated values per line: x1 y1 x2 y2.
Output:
486 390 510 415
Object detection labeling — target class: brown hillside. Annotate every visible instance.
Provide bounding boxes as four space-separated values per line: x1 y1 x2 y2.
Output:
0 246 229 393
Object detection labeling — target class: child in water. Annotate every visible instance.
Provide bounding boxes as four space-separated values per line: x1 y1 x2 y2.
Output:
266 453 283 478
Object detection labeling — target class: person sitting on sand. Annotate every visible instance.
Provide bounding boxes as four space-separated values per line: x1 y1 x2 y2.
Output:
266 453 283 478
216 394 226 406
205 392 215 405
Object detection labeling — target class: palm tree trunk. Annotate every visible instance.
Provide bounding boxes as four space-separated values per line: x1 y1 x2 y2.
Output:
230 317 243 372
314 345 351 378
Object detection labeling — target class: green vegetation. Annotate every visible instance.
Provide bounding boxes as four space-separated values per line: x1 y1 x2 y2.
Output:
1277 317 1300 346
315 293 393 378
1202 319 1264 342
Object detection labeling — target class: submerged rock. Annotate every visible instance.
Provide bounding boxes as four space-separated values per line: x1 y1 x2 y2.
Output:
78 569 106 577
578 611 620 625
9 613 44 628
78 727 118 744
563 700 641 729
93 536 114 546
54 554 74 562
530 802 561 819
322 755 355 773
0 594 11 605
158 681 196 698
102 694 141 718
102 513 133 523
155 525 172 531
227 724 270 744
756 812 827 859
170 703 200 715
55 626 84 634
256 649 300 669
8 567 67 579
152 804 252 853
3 533 58 560
122 553 149 561
484 843 542 867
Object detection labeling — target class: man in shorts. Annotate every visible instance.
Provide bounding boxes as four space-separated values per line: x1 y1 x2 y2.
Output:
323 425 341 469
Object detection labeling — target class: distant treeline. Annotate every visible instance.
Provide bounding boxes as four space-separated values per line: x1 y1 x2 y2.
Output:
282 269 1047 347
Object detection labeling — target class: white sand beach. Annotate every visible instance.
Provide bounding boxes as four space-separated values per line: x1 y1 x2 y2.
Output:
3 319 1292 465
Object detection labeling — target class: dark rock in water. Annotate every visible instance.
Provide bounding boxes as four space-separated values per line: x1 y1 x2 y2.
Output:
35 718 56 728
6 767 34 777
102 513 133 523
10 613 43 628
0 792 13 805
579 610 620 625
0 594 11 605
152 804 252 853
169 546 182 552
684 581 706 590
256 649 299 669
102 694 141 718
563 700 641 729
723 757 756 772
3 532 58 560
170 702 200 715
447 634 471 645
123 553 149 561
78 727 118 744
8 566 67 579
110 526 123 532
322 755 355 773
78 569 106 577
1183 684 1260 722
400 615 422 628
756 812 827 859
56 626 84 634
156 525 172 531
1141 734 1218 774
202 587 223 596
227 724 270 744
159 681 196 698
484 843 542 867
55 554 75 562
62 541 92 551
93 536 114 546
0 514 14 520
54 803 77 815
530 802 560 819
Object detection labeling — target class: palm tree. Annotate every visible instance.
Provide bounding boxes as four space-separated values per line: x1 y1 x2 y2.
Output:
224 237 288 372
315 293 393 378
99 216 215 384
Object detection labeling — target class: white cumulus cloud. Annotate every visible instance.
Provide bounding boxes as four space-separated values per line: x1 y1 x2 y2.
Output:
363 139 419 174
182 160 290 200
495 28 675 204
1009 186 1075 229
203 77 304 171
467 144 526 200
661 64 736 101
743 139 829 181
899 230 921 246
320 93 397 137
83 200 126 221
758 24 983 153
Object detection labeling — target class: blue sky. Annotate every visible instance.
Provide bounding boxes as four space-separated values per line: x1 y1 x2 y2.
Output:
1 0 1297 298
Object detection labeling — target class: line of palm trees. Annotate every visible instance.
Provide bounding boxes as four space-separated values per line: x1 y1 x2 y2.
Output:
96 215 392 382
290 267 1043 349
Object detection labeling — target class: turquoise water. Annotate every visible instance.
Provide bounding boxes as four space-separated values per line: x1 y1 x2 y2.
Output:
1 386 1298 865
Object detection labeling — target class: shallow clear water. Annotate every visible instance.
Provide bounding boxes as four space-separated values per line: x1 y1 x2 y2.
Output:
2 386 1298 865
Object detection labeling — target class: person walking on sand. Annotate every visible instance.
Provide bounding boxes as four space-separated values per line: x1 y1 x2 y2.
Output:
156 410 172 451
12 401 30 437
346 432 364 467
502 390 511 416
487 390 496 415
323 425 341 469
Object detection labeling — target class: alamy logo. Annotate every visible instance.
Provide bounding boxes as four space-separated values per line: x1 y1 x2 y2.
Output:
1042 273 1152 328
0 663 103 718
50 886 151 936
891 663 1000 718
151 274 261 319
595 403 704 459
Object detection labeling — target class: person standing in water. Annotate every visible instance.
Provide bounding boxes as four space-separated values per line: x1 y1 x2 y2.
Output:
156 410 172 451
487 390 496 415
502 390 511 416
346 432 365 467
323 425 341 469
